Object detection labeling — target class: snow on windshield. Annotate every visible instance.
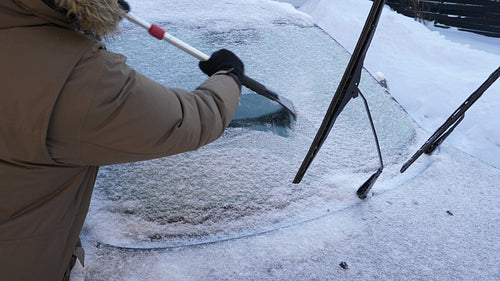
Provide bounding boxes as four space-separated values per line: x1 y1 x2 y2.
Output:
84 0 416 249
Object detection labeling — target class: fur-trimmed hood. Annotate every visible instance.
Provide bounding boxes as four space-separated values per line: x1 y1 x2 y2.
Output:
49 0 126 37
0 0 125 37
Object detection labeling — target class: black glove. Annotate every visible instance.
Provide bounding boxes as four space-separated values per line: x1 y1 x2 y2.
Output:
199 49 245 88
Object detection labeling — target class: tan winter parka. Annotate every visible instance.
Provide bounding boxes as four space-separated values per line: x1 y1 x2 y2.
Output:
0 0 241 280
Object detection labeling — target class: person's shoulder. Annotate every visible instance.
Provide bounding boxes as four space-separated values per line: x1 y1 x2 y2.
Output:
68 38 133 105
77 38 128 72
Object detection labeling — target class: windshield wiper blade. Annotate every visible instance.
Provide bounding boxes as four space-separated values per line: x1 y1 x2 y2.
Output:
293 0 386 199
401 67 500 173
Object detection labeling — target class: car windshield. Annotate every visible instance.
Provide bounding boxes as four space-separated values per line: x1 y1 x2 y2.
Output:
87 0 416 249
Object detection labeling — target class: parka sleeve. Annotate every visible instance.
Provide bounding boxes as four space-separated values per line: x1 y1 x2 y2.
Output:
47 44 241 166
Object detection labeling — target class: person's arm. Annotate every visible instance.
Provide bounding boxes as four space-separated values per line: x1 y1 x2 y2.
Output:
47 45 242 166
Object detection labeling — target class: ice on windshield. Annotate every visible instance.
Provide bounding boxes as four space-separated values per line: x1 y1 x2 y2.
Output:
84 0 416 249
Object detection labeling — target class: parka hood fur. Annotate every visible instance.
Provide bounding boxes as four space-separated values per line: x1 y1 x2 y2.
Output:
51 0 125 37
